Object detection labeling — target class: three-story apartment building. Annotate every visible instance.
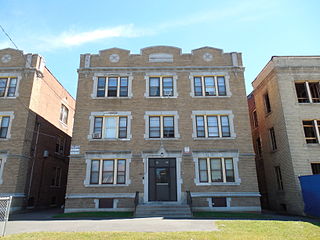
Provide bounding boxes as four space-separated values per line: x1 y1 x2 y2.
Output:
249 56 320 215
0 48 75 210
65 46 260 214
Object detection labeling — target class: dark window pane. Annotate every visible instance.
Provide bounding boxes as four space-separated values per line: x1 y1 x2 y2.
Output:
120 77 128 97
0 116 10 138
162 77 173 96
93 117 103 138
108 77 118 97
199 159 208 182
90 160 100 184
156 168 169 183
97 77 106 97
217 76 226 96
212 197 227 207
118 117 127 138
311 163 320 175
163 116 174 138
264 93 271 113
149 116 160 138
225 158 235 182
207 116 219 137
196 116 205 137
149 77 160 96
269 127 277 150
0 78 7 97
303 121 318 143
210 158 222 182
102 160 114 184
309 82 320 103
295 83 309 103
7 78 17 97
117 160 126 184
99 199 113 208
194 77 203 96
275 166 284 190
204 76 215 96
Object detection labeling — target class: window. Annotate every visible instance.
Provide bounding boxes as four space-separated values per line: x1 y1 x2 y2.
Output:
149 116 175 138
295 81 320 103
0 77 17 97
145 111 179 139
92 116 128 139
198 158 235 183
274 166 284 190
89 159 126 185
256 137 262 157
311 163 320 175
59 104 69 124
51 167 61 187
269 127 277 150
193 76 226 96
212 197 227 207
252 110 258 128
55 136 65 154
303 120 320 144
195 115 230 138
96 77 128 97
264 93 271 114
149 76 173 97
99 199 113 208
0 116 10 139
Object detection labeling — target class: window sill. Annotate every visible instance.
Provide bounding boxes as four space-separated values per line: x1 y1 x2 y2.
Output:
270 149 278 153
92 96 132 99
0 138 9 141
85 184 129 187
190 95 231 98
89 138 131 141
193 137 236 140
195 182 240 186
144 137 180 140
59 120 68 128
304 143 320 147
145 96 178 99
0 96 17 99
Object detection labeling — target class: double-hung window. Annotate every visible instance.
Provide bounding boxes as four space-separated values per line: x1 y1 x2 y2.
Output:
303 120 320 144
149 116 175 138
295 81 320 103
93 116 128 139
274 166 284 190
96 77 129 97
90 159 126 185
195 115 230 138
198 158 235 183
59 104 69 125
269 127 277 150
0 77 18 97
0 116 10 139
193 76 226 96
149 76 173 97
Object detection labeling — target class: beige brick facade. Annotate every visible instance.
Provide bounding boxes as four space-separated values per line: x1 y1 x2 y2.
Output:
66 46 260 213
249 56 320 215
0 48 75 210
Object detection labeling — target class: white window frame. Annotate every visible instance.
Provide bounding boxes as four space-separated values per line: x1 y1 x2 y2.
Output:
59 104 69 125
0 153 7 184
91 72 133 99
189 72 231 97
88 111 132 141
144 72 178 98
193 151 241 186
84 153 131 187
0 112 14 140
144 111 180 140
191 110 236 139
0 73 21 98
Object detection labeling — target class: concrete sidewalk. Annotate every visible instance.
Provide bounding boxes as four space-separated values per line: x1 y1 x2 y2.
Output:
6 217 217 234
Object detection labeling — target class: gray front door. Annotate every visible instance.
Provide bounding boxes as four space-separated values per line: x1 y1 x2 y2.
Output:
148 158 177 201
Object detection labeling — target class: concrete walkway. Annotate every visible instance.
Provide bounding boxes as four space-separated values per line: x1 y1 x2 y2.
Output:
6 209 217 234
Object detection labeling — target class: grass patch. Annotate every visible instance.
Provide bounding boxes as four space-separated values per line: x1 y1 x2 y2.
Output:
3 220 320 240
193 211 269 219
53 211 134 218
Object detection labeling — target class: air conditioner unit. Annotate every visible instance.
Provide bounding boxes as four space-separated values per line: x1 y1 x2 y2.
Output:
92 133 102 139
163 90 173 96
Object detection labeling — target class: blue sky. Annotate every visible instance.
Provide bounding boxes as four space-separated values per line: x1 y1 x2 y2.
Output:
1 0 319 98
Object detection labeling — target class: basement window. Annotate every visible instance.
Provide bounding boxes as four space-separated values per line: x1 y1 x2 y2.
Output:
99 198 113 208
311 163 320 175
212 197 227 207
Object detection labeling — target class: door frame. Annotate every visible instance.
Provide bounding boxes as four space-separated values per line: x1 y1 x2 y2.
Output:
142 149 182 203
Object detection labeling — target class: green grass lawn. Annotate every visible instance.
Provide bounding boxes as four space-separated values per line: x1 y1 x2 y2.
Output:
53 211 134 218
193 211 270 219
3 220 320 240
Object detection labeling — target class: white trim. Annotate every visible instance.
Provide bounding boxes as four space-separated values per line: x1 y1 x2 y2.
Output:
64 208 133 213
142 148 183 204
88 111 132 140
144 111 180 140
66 193 135 199
208 197 231 208
144 72 178 98
193 151 241 186
189 72 231 97
0 73 22 98
83 153 132 187
193 206 261 212
0 111 15 140
0 193 26 197
191 192 261 197
91 72 133 99
191 110 236 139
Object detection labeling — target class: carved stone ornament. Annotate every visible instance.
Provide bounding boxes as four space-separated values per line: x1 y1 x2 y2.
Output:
1 54 12 63
203 52 213 62
109 54 120 63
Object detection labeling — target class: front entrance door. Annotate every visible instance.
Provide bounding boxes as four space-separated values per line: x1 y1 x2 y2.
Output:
148 158 177 201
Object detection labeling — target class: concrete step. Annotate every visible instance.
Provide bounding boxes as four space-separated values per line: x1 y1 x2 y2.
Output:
135 204 192 218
